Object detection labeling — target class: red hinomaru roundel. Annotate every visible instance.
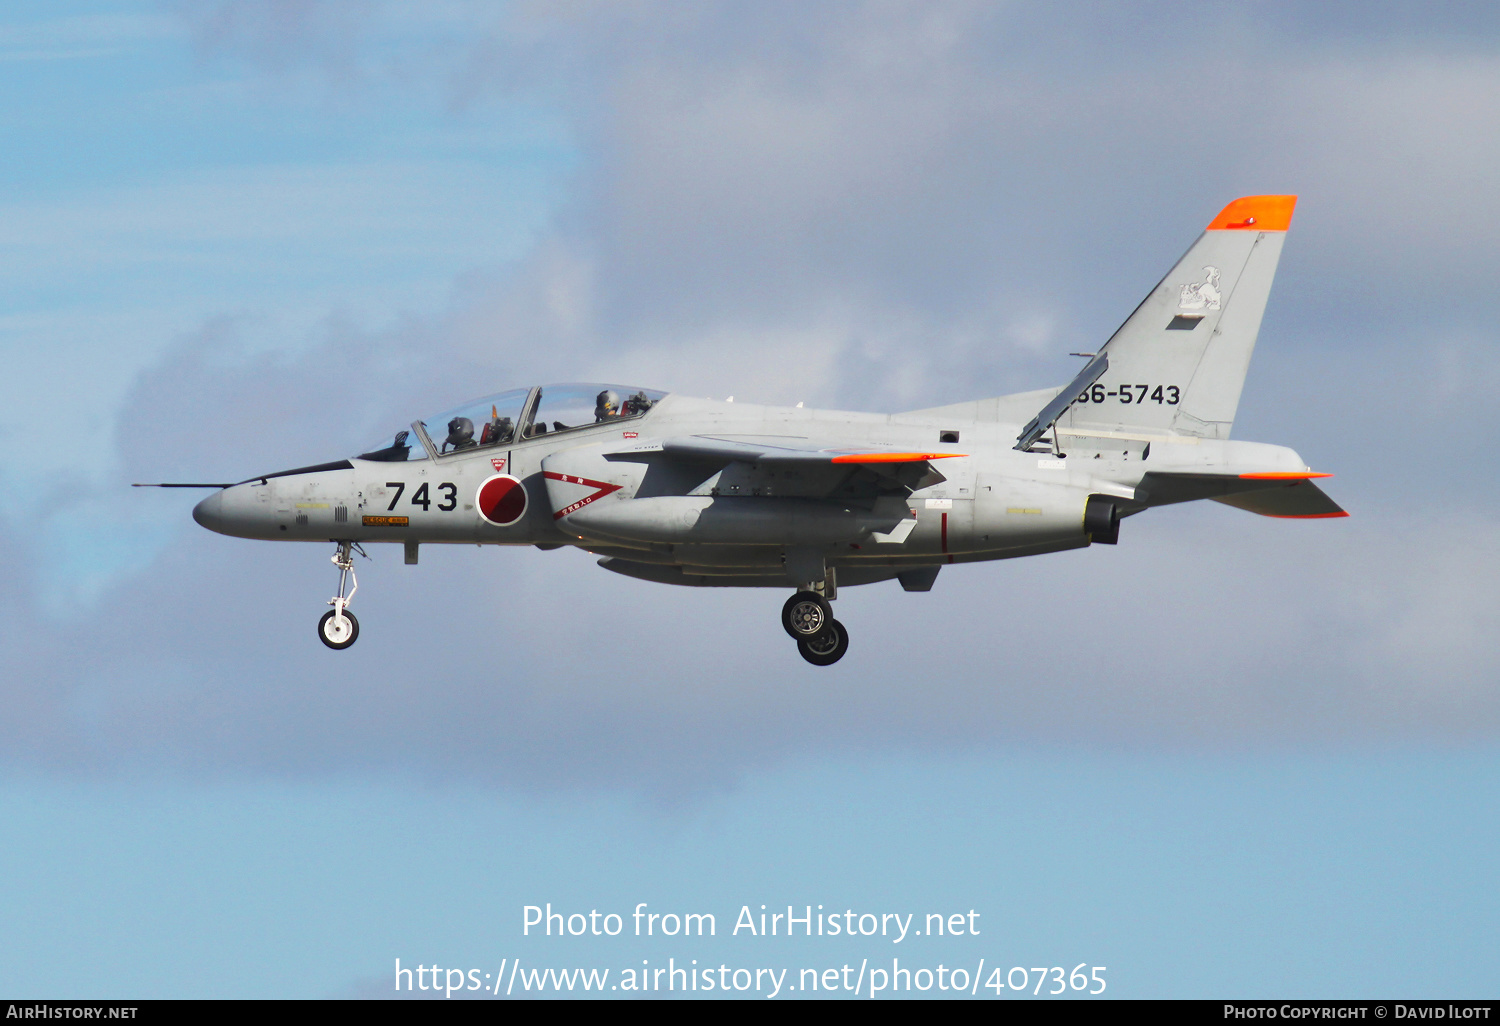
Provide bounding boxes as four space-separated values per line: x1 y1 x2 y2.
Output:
476 474 527 527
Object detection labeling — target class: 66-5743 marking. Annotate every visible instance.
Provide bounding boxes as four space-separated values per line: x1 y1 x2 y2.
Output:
1073 384 1179 406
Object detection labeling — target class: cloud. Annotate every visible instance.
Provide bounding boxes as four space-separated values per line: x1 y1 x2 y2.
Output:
167 5 1500 373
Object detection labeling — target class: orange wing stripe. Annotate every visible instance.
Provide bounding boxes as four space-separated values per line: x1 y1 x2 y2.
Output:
1239 471 1332 480
830 452 967 464
1207 195 1297 232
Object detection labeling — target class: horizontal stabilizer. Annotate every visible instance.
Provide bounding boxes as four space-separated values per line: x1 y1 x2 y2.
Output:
1213 479 1348 519
1136 471 1346 518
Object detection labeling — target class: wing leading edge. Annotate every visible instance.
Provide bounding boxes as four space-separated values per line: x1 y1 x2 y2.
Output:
649 434 965 466
603 434 967 498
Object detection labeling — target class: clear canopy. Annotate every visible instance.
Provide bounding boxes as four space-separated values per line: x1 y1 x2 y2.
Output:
523 384 664 439
423 387 531 455
357 384 666 461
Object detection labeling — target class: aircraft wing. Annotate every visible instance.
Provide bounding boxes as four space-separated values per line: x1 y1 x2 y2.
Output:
654 434 964 467
605 434 966 493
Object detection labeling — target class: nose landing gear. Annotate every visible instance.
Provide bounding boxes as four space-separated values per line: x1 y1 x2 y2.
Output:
781 576 849 665
319 541 366 650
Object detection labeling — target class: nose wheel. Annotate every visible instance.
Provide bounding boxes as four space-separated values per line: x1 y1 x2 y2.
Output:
319 541 366 650
319 608 359 649
782 588 849 665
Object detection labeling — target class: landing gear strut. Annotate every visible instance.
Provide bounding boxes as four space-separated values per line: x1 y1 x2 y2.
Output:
782 578 849 666
319 541 365 650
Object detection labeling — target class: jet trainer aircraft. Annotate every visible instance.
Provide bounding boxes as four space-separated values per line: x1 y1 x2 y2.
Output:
141 195 1344 665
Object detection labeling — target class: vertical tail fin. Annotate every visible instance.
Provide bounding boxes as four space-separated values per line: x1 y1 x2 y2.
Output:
1054 195 1296 442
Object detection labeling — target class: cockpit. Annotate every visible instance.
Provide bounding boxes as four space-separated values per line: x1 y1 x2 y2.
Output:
358 384 667 462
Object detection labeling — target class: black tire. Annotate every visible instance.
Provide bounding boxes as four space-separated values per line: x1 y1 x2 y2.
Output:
782 590 833 639
797 619 849 666
1084 495 1120 545
318 608 359 650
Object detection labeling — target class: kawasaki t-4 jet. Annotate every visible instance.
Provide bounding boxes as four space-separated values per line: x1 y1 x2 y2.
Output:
143 195 1344 665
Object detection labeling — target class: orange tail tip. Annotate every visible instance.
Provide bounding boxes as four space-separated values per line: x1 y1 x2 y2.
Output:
1207 195 1297 232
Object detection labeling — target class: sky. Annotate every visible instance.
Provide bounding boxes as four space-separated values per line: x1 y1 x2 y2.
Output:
2 0 1498 999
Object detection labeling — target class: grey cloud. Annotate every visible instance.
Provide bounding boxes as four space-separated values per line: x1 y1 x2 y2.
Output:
436 1 1500 416
172 4 1500 373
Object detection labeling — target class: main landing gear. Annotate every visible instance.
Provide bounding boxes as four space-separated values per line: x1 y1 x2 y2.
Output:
781 588 850 666
319 541 366 650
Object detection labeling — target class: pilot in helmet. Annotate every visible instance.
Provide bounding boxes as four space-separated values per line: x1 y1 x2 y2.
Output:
444 416 476 452
595 390 620 421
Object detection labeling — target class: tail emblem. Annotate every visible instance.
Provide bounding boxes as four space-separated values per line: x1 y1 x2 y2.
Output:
1179 266 1222 311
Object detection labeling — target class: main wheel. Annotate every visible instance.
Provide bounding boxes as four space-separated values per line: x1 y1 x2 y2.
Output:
319 608 360 650
797 619 849 666
782 591 833 639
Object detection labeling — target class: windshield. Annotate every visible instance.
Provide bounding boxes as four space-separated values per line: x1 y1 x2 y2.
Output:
523 384 665 439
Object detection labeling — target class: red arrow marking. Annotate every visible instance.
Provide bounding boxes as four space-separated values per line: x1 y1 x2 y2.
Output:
543 471 623 520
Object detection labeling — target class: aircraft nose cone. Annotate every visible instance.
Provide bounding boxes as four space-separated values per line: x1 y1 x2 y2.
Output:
192 490 224 533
